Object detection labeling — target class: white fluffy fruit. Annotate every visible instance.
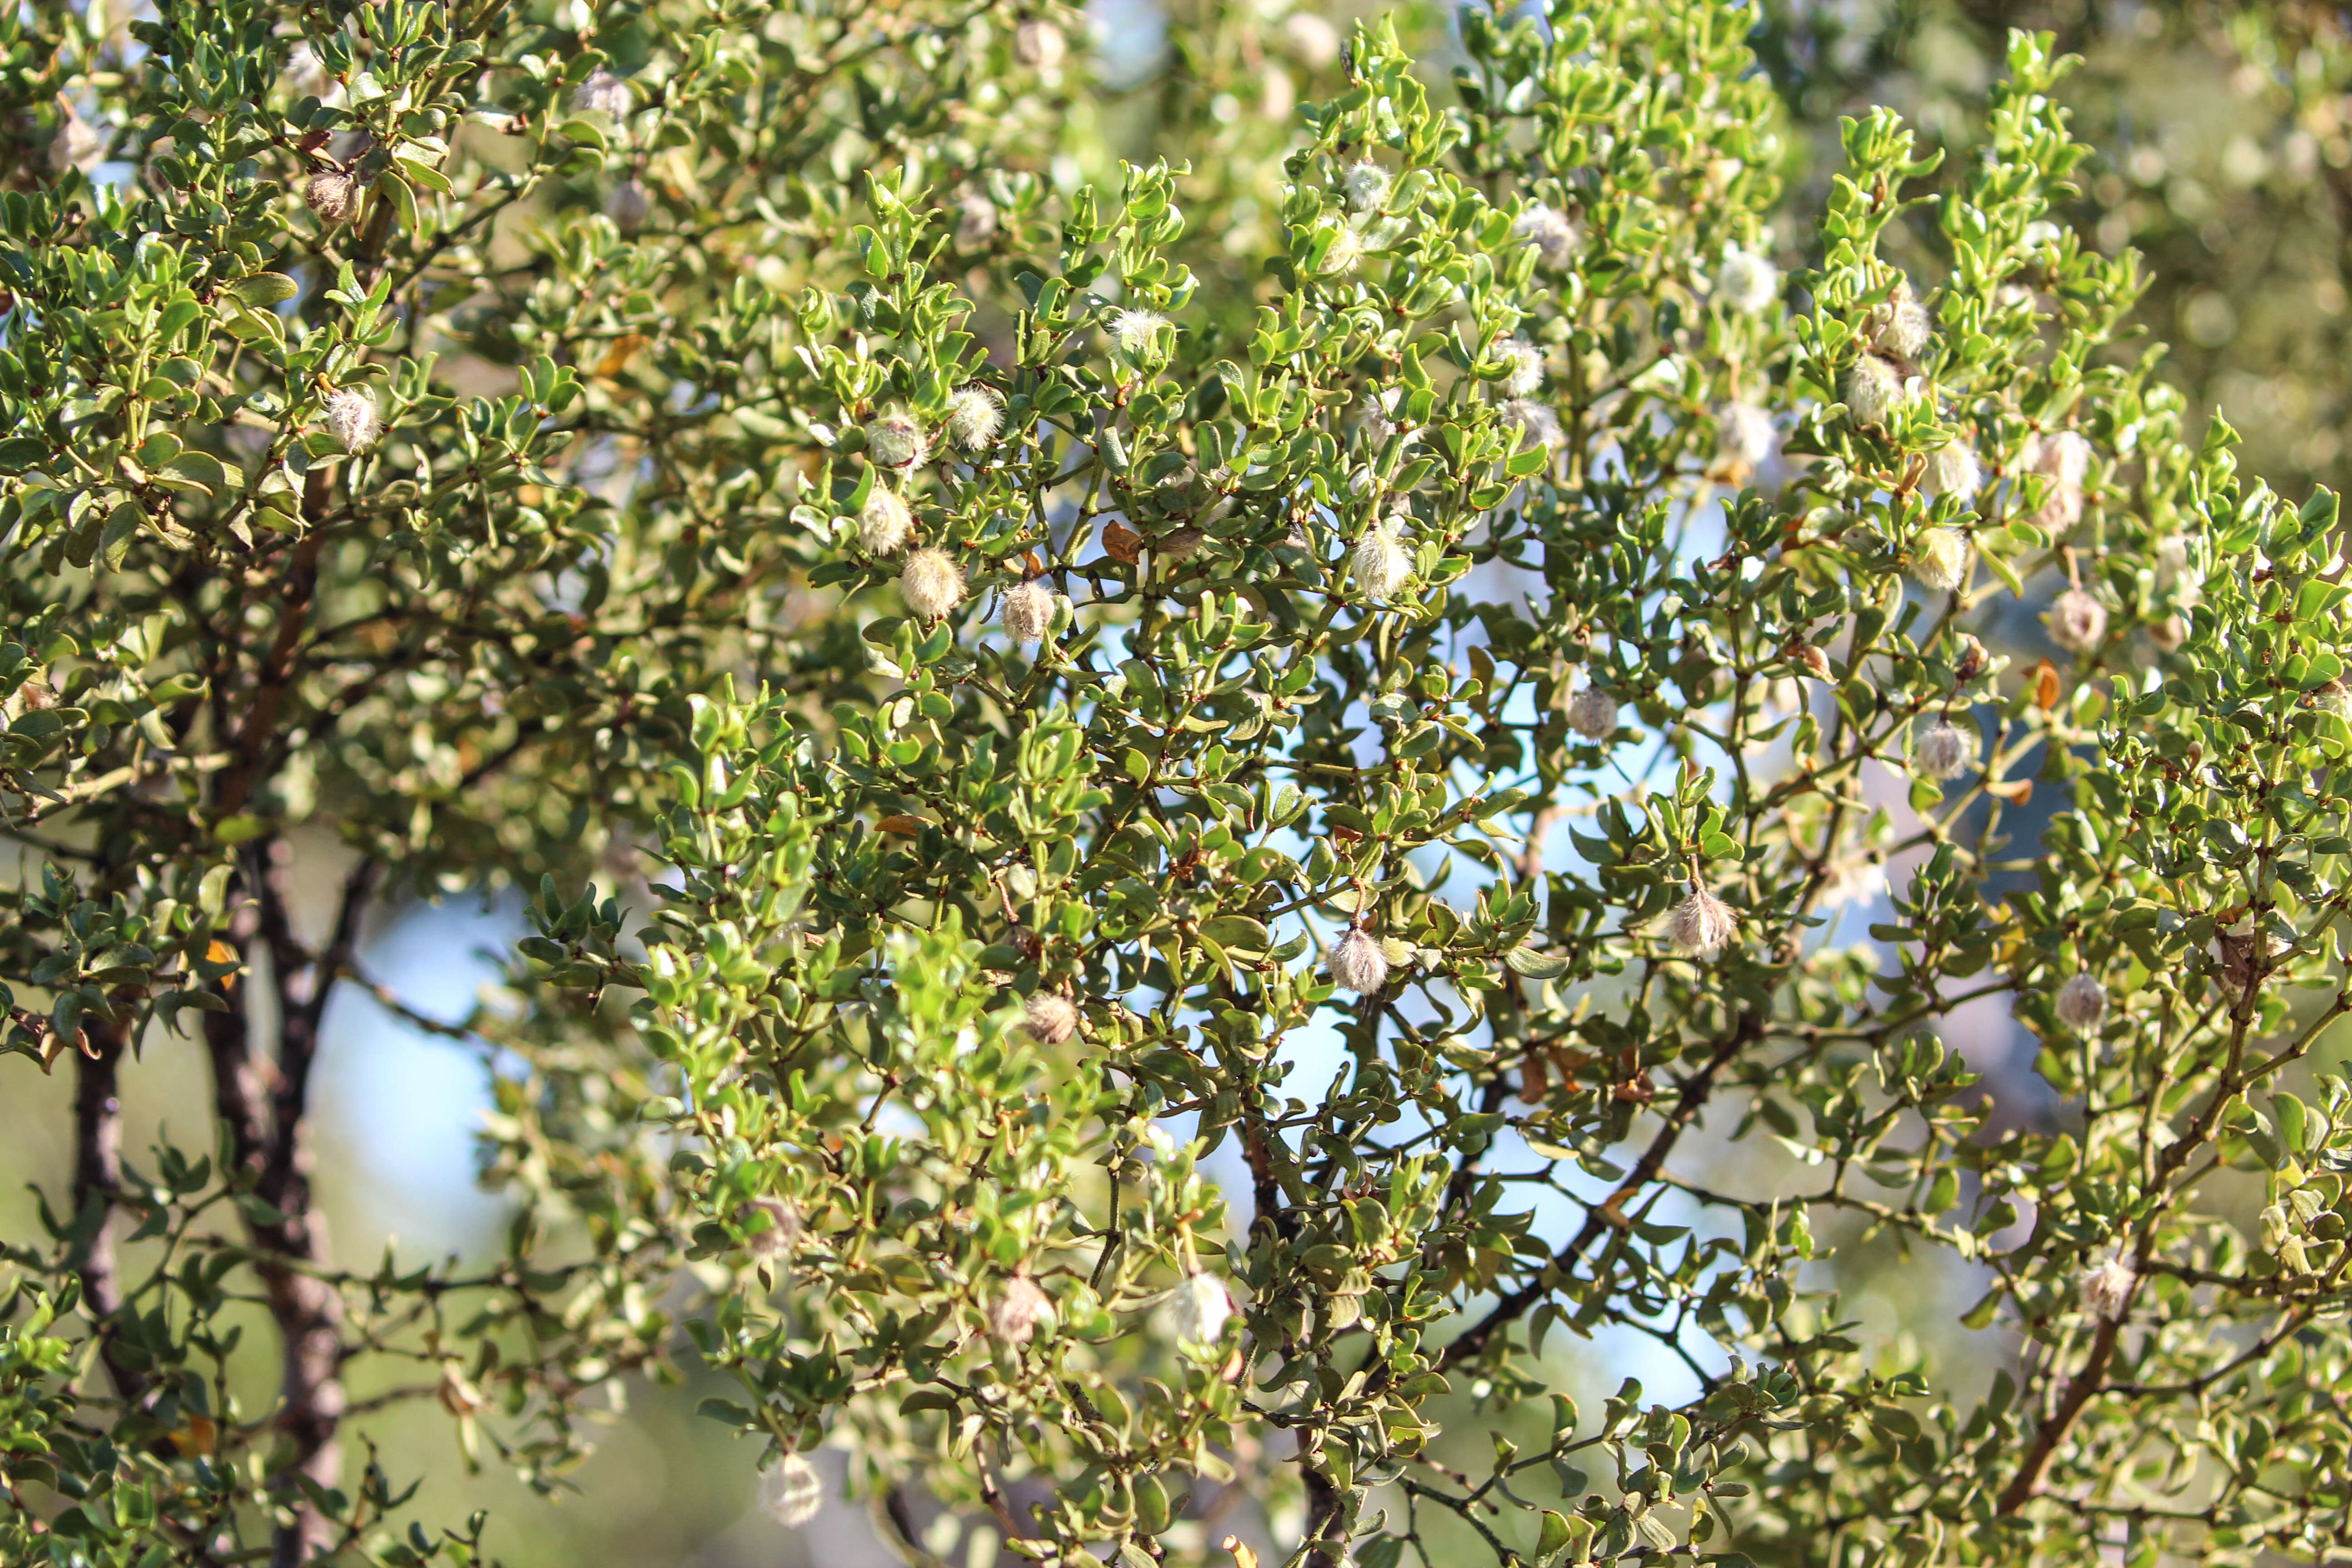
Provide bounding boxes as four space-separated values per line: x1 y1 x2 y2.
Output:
1910 528 1971 594
2055 973 2108 1032
899 548 965 620
571 70 632 118
324 387 381 450
1014 19 1067 69
1842 355 1905 426
305 170 360 224
1343 159 1391 212
1875 281 1933 358
866 411 929 470
1715 401 1774 470
1000 577 1055 644
1669 888 1737 959
1110 309 1168 355
1500 339 1543 397
990 1276 1052 1345
2078 1255 2135 1320
1328 927 1389 993
1566 685 1617 740
1169 1271 1235 1345
761 1454 824 1528
1352 517 1414 602
2046 588 2108 652
859 487 913 556
1715 245 1779 314
1916 719 1974 780
947 385 1003 451
1022 992 1078 1044
1513 204 1577 268
1925 440 1981 498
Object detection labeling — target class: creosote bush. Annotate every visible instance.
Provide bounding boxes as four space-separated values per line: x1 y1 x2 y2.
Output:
6 2 2352 1567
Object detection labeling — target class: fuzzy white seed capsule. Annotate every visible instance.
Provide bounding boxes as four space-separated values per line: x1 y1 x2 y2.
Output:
285 42 331 99
2034 428 2092 485
2153 533 2190 584
1329 926 1390 993
2055 972 2108 1032
1022 992 1078 1044
947 385 1004 451
305 169 360 224
865 411 929 470
1317 224 1363 274
1841 355 1905 427
1910 527 1972 594
1343 159 1391 213
50 110 101 174
990 1275 1052 1344
1358 388 1420 450
1280 11 1341 68
1514 203 1578 268
1715 401 1774 471
2047 588 2107 652
1873 281 1933 359
1000 577 1056 644
761 1454 824 1528
605 176 651 229
571 70 632 118
1566 685 1617 740
899 548 965 620
1351 517 1414 602
1916 719 1974 780
2026 431 2092 531
2316 679 2352 720
1499 339 1543 398
1669 887 1738 960
1503 398 1563 451
1925 439 1981 498
324 387 380 451
1014 19 1068 69
955 191 1000 248
1169 1271 1235 1345
859 487 913 556
745 1197 802 1262
1110 308 1169 356
1715 246 1779 314
2078 1255 2135 1320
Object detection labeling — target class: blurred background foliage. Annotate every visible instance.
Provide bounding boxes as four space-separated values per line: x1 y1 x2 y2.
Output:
1760 0 2352 495
12 0 2349 1563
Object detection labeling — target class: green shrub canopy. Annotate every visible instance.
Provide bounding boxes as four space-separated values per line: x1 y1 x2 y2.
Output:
1 2 2348 1566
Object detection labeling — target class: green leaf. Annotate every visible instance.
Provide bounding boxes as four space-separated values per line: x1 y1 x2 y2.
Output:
226 272 300 307
1505 946 1570 978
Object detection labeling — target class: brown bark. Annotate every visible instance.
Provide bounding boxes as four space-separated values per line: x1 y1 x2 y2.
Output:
201 851 379 1566
72 1013 148 1405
